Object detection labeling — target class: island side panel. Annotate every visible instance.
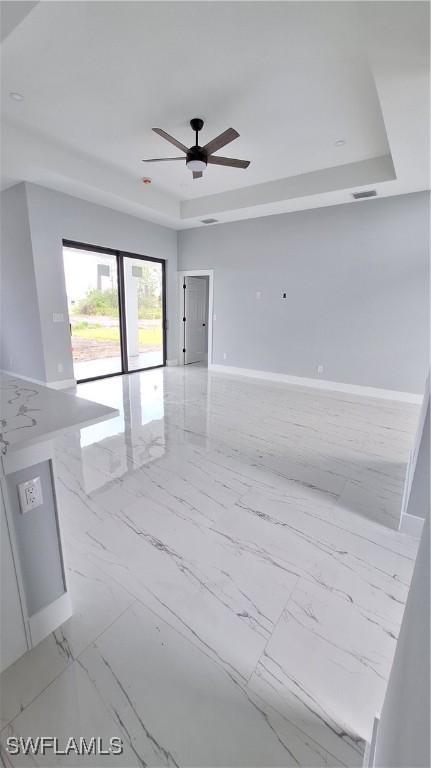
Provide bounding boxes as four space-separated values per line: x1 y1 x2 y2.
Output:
0 484 28 672
1 441 72 663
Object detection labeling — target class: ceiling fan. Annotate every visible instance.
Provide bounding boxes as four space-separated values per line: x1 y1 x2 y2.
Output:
143 118 250 179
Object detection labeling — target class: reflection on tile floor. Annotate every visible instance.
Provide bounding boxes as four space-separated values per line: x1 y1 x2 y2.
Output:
0 366 420 766
73 350 163 381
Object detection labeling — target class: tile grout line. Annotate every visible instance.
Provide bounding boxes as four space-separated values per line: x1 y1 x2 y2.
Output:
241 472 350 688
73 600 139 663
62 541 255 685
244 573 302 686
0 599 139 736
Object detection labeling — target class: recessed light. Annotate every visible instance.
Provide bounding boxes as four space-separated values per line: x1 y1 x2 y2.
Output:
9 91 23 102
201 218 218 224
334 139 346 147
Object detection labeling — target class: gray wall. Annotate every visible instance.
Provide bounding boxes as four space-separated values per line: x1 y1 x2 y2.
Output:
0 184 46 380
25 183 178 383
179 192 430 394
374 393 430 767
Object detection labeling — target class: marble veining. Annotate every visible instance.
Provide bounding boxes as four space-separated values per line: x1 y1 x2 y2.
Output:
0 366 420 766
0 377 41 455
0 373 117 455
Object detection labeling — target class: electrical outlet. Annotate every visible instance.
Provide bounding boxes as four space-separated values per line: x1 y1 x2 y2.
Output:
57 363 63 373
223 352 227 360
317 365 324 376
18 477 43 514
256 291 262 300
52 313 64 323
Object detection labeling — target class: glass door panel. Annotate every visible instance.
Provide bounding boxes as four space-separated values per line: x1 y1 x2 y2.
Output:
63 246 121 381
123 257 164 371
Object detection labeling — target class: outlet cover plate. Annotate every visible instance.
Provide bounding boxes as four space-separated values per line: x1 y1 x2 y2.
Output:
18 476 43 514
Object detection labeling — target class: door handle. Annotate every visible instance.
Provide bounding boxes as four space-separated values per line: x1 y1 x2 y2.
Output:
202 323 206 327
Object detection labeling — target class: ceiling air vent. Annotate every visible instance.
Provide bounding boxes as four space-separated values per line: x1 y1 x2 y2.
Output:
201 218 218 224
352 190 377 200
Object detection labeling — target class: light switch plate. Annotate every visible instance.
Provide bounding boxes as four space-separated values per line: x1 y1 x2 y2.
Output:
18 477 43 514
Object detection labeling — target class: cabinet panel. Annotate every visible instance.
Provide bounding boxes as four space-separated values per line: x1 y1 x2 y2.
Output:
0 487 27 672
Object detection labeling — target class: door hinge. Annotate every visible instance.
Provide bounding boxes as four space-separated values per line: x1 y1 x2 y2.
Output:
183 283 186 289
183 317 186 322
182 348 186 353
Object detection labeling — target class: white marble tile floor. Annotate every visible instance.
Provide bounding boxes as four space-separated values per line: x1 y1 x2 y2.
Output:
0 366 420 766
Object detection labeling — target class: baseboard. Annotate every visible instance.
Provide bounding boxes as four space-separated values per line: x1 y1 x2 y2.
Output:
46 378 76 390
208 364 423 404
363 716 380 767
28 591 72 647
166 359 178 366
399 512 425 538
1 369 45 385
1 369 75 390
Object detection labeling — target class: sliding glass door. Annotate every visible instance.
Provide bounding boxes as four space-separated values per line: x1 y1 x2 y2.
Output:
123 256 164 371
63 245 122 381
63 241 166 382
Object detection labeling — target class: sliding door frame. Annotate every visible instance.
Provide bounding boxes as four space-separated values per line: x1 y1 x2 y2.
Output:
120 249 167 376
63 239 167 384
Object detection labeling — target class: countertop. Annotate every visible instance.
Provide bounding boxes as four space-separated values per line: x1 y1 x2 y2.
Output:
0 373 118 455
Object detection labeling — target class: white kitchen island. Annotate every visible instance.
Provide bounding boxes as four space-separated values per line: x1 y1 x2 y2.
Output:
0 373 117 673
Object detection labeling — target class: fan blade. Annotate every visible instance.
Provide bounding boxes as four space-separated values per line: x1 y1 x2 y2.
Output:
207 156 250 169
142 157 184 162
153 128 188 153
193 171 203 179
203 128 239 155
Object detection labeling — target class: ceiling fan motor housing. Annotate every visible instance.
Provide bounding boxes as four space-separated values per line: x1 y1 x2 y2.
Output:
186 146 207 167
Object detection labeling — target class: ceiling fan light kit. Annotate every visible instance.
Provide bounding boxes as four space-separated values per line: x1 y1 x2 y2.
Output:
143 118 250 179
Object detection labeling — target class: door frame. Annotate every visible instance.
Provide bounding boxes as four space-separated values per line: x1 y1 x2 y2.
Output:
178 269 214 367
63 239 167 383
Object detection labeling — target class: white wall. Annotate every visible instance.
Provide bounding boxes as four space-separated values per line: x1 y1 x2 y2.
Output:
179 191 430 394
0 184 46 380
21 183 178 383
373 391 430 767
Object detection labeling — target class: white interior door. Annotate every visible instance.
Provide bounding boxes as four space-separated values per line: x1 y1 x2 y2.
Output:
184 277 207 364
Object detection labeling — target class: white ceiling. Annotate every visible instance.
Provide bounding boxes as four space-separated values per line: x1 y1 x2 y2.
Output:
1 1 429 229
